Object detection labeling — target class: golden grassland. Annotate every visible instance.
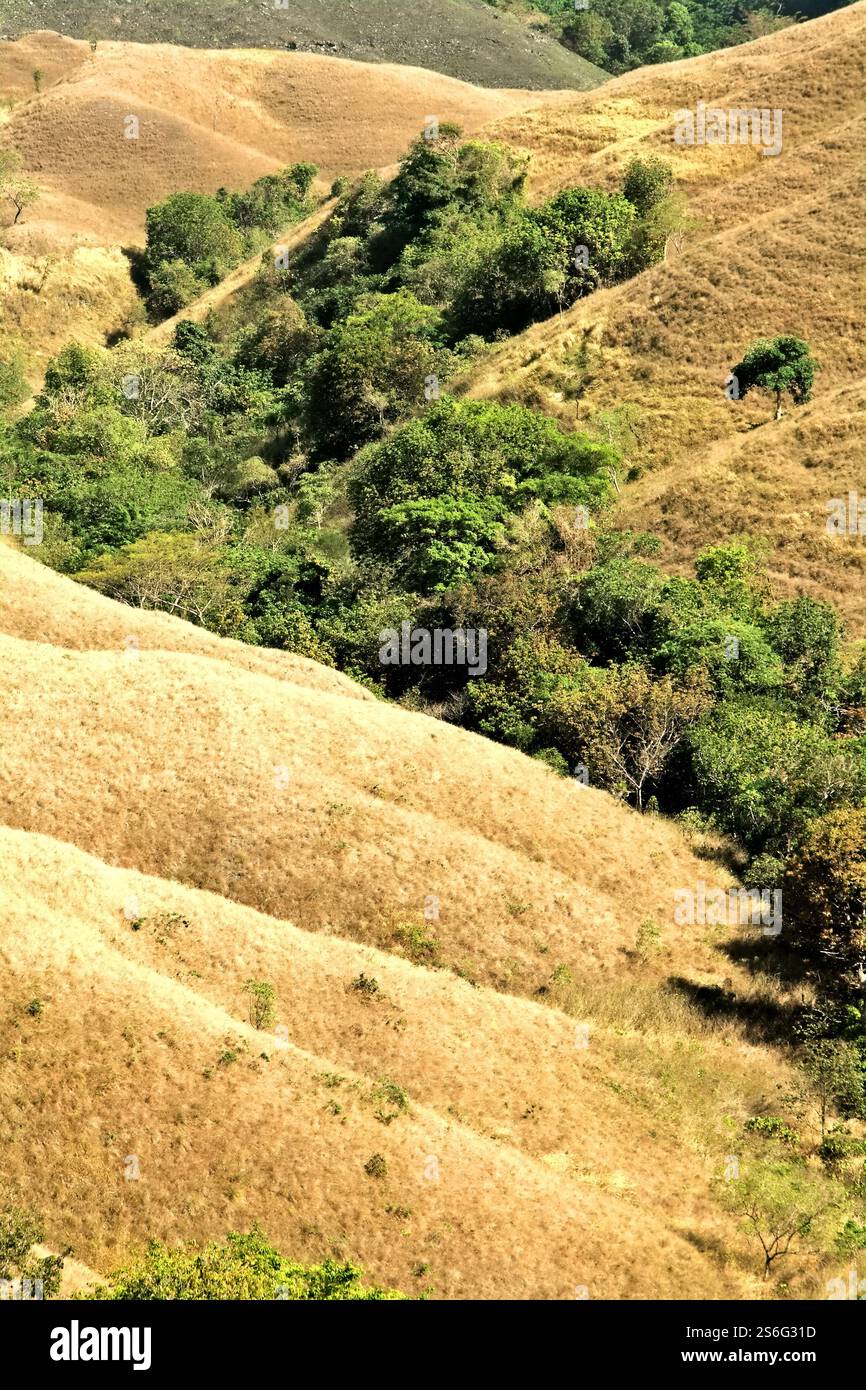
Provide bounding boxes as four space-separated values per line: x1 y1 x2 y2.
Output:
1 540 857 1299
1 10 865 1298
463 3 866 630
0 29 561 370
0 31 563 244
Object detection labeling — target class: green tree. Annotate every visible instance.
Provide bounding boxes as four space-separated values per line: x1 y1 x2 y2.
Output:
303 290 446 458
715 1159 844 1279
730 336 819 420
243 980 276 1030
785 809 866 998
76 532 240 630
349 396 614 588
0 347 28 412
685 700 863 853
799 1039 865 1139
763 596 841 712
550 663 711 808
145 259 203 318
0 149 40 225
622 156 674 217
82 1228 406 1300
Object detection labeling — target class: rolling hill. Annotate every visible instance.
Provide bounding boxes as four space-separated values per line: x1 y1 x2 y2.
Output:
0 539 808 1298
0 30 570 369
0 0 608 90
462 3 866 631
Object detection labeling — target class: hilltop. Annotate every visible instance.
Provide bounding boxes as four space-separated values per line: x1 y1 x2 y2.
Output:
0 1 608 90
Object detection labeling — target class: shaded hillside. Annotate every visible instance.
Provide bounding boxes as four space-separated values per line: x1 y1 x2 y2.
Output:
0 2 609 90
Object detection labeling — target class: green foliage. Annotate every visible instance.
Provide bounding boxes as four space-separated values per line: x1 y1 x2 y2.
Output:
303 290 447 459
743 1116 800 1147
622 155 674 217
731 335 819 420
531 0 791 74
145 192 244 283
82 1228 406 1299
243 979 276 1031
685 699 863 854
349 396 614 590
785 809 866 985
799 1039 866 1138
715 1158 845 1278
0 347 28 412
394 923 441 965
0 1206 65 1297
142 166 315 318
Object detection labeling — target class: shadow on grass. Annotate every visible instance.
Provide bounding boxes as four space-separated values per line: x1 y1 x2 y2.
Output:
666 967 803 1046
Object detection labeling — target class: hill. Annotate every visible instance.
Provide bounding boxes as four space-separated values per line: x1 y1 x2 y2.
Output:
461 4 866 631
0 539 821 1297
0 33 568 245
0 31 571 370
0 1 608 90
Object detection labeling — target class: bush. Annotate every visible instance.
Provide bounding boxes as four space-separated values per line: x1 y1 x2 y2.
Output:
0 1206 65 1298
243 979 276 1030
784 809 866 994
81 1228 406 1299
349 396 615 591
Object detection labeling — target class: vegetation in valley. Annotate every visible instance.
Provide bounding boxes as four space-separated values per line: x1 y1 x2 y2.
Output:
78 1227 408 1300
1 109 864 1298
487 0 851 73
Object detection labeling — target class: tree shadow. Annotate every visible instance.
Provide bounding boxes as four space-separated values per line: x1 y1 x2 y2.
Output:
722 934 811 987
665 971 802 1046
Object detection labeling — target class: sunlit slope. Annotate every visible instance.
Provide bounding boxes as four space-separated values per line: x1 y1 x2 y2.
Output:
1 33 567 245
0 824 784 1298
465 5 866 630
0 617 736 992
0 541 369 699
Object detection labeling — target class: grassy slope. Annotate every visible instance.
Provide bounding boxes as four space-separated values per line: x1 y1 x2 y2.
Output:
0 540 819 1297
0 2 609 89
461 4 866 631
0 31 565 372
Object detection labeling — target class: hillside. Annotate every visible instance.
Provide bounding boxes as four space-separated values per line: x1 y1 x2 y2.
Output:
0 33 568 245
0 31 569 369
0 0 608 90
0 539 815 1298
462 3 866 631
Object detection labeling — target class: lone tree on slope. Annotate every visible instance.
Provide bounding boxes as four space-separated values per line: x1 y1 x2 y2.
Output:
0 150 40 226
730 335 819 421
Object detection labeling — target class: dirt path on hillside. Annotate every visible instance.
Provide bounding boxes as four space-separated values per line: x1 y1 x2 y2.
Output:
144 197 335 346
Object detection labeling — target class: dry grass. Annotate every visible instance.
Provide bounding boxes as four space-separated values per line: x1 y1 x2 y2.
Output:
0 543 750 995
0 32 565 245
464 5 866 630
0 822 790 1299
0 539 841 1299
